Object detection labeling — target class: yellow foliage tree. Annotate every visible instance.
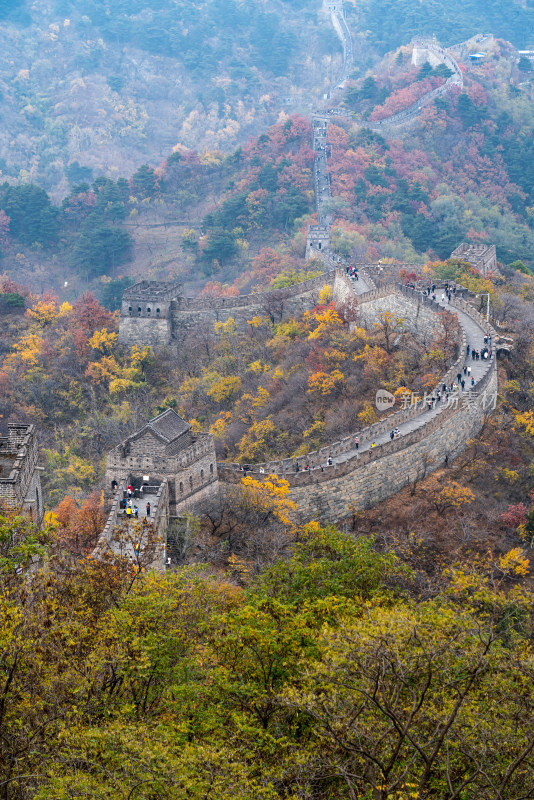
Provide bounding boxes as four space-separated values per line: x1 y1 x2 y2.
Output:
89 328 118 355
307 369 346 397
240 473 296 524
58 301 73 318
214 317 237 336
26 299 59 326
247 315 270 329
318 284 333 304
373 309 405 353
207 375 242 403
514 410 534 437
433 482 475 514
322 347 348 366
306 307 343 340
358 402 379 426
499 548 530 577
85 355 120 385
237 418 278 461
3 333 44 373
209 412 233 438
251 386 270 409
247 360 271 374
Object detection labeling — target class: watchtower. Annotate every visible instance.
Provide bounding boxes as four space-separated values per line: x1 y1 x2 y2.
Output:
0 424 43 524
451 243 498 277
306 225 331 260
105 409 219 516
118 280 183 347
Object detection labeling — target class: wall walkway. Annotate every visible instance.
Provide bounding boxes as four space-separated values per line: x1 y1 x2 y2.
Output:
219 286 497 521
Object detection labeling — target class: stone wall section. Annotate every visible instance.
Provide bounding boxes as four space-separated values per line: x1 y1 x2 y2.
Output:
356 285 447 345
218 285 463 478
220 363 497 523
451 243 498 276
110 12 500 537
119 316 172 348
119 272 358 347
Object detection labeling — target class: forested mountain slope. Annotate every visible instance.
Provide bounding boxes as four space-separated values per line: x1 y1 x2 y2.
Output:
2 0 533 200
347 0 534 51
0 0 338 196
1 33 534 302
327 40 534 267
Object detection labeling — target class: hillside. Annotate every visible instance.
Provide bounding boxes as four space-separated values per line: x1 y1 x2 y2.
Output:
0 0 339 197
327 38 534 267
2 0 533 201
2 36 534 304
347 0 534 52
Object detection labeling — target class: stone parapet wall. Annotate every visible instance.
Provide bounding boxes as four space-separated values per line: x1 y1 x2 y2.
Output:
168 270 353 341
357 284 447 344
95 481 127 554
174 475 219 515
220 286 465 478
182 272 333 312
219 360 497 522
152 480 169 569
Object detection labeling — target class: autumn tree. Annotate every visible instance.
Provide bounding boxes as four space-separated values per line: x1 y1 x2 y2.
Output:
374 309 405 353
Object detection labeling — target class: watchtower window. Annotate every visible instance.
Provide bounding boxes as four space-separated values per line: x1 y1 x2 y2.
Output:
156 308 160 314
147 307 151 314
128 306 133 315
210 463 213 475
201 469 204 481
189 475 193 488
179 481 183 493
138 307 142 316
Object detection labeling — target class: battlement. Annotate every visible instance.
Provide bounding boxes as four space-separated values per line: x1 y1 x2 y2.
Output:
123 280 183 302
119 269 340 347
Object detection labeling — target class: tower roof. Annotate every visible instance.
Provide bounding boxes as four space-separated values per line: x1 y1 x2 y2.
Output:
146 409 191 443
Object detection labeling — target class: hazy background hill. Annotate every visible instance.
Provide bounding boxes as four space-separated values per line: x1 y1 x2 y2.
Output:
0 0 340 197
1 0 533 200
0 0 534 302
347 0 534 52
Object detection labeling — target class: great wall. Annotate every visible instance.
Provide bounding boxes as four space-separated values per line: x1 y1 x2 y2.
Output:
91 4 501 564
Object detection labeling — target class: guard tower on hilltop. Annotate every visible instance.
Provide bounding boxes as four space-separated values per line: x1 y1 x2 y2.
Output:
119 280 183 347
0 424 43 524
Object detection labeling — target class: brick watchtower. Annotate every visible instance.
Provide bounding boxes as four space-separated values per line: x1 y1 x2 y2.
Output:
118 280 183 347
0 424 43 524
